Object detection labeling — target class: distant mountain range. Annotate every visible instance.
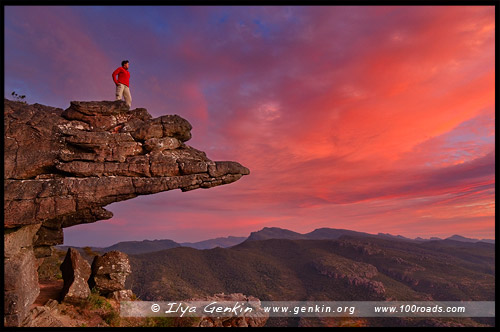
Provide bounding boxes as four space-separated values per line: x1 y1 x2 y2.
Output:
246 227 372 241
127 236 494 301
57 236 247 255
246 227 494 244
179 236 247 250
54 227 494 327
444 234 495 244
125 236 494 327
58 227 494 256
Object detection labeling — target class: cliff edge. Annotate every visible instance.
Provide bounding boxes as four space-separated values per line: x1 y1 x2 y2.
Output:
4 99 250 326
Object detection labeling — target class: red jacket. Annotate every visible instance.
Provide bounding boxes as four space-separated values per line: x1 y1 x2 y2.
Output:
112 66 130 87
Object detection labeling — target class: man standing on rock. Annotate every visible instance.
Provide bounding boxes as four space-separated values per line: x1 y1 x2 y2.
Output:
112 60 132 108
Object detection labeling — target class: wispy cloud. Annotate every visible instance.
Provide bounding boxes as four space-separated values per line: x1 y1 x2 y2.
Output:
4 6 494 245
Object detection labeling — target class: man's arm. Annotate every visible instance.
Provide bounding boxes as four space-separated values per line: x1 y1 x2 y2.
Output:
112 67 121 85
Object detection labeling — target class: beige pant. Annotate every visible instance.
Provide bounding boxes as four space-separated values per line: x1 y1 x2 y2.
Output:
116 83 132 108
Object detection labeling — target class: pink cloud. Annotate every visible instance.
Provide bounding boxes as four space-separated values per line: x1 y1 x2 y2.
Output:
5 7 115 105
5 6 494 244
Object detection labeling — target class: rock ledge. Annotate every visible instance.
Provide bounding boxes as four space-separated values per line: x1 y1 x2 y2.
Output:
4 99 250 326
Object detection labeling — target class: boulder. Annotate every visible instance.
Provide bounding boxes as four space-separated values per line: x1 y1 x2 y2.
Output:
59 248 91 303
89 251 131 295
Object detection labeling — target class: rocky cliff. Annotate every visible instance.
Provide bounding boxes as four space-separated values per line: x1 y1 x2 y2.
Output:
4 99 250 326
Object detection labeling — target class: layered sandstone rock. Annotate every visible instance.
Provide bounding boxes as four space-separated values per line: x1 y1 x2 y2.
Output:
4 99 250 326
59 248 92 303
22 299 65 327
174 293 269 327
89 251 131 295
4 247 40 326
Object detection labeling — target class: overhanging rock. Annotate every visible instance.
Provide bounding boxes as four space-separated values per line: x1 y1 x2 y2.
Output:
3 99 250 326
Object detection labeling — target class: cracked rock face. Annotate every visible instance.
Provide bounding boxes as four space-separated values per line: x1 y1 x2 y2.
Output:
3 99 250 326
88 251 131 295
176 293 269 327
60 248 92 303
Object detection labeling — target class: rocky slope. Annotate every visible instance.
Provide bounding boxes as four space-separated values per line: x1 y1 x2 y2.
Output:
4 99 249 326
173 293 269 327
126 237 494 327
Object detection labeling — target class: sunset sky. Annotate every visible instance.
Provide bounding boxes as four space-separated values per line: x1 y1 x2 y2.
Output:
4 6 495 246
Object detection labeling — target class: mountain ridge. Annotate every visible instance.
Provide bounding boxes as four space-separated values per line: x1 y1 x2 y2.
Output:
60 227 495 255
58 235 247 255
246 227 494 244
125 236 494 327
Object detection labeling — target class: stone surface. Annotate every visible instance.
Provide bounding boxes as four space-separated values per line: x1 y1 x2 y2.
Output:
4 224 41 258
4 98 250 326
59 248 92 303
144 137 182 152
4 248 40 326
110 289 134 301
5 99 249 232
22 299 65 327
174 293 269 327
89 251 131 295
34 246 53 260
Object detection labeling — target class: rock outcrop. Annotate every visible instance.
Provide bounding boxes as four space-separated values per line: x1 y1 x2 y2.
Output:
88 250 131 296
174 293 269 327
110 289 134 301
312 256 386 297
59 248 92 303
4 241 41 327
4 99 250 326
22 299 65 327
